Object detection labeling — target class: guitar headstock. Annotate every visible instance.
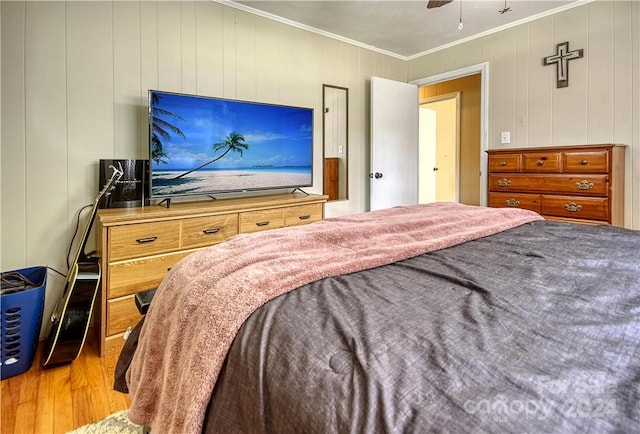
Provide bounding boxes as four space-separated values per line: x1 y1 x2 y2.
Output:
99 162 125 200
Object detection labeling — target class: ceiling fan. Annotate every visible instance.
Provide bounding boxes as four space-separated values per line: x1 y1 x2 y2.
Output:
426 0 453 9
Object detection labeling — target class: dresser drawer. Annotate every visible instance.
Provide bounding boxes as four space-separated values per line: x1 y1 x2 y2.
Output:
239 208 285 233
182 214 238 249
108 250 192 299
104 333 127 358
489 174 609 196
488 192 540 213
541 195 609 221
284 204 323 227
522 152 561 172
109 220 181 261
107 295 143 336
563 150 609 173
488 154 521 172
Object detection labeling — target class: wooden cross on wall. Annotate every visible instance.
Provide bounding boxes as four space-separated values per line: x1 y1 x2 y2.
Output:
543 41 584 88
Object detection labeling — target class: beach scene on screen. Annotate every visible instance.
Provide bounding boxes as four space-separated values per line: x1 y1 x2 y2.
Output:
150 92 313 196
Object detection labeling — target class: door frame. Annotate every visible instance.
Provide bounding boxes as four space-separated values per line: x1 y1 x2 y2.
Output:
419 92 461 203
410 62 489 206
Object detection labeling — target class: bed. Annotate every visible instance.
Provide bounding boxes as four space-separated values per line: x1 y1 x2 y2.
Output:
116 202 640 433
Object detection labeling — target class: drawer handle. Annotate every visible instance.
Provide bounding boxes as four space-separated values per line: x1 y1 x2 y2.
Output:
500 161 507 166
505 199 520 207
575 180 595 190
256 221 270 227
136 236 157 244
497 178 511 187
580 159 588 165
298 215 311 220
203 228 221 234
564 202 583 213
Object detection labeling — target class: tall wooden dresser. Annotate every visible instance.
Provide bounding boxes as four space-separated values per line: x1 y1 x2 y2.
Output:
487 144 625 226
95 193 327 358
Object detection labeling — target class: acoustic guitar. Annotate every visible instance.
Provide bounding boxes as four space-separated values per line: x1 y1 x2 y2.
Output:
42 163 124 367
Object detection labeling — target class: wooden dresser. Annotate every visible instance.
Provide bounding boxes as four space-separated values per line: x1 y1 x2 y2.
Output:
487 144 625 225
95 193 327 357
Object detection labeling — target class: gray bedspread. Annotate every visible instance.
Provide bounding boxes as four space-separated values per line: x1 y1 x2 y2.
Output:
203 221 640 433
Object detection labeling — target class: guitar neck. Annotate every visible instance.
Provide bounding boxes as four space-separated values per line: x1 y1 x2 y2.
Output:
71 165 122 267
72 198 101 265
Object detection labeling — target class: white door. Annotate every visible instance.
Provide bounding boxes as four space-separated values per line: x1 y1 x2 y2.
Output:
370 77 419 211
419 107 437 204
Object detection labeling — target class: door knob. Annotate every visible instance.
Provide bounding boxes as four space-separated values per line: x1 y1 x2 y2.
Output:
374 172 383 179
433 167 439 171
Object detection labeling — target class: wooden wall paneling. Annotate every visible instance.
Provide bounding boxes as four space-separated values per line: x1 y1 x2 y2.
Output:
429 51 444 77
323 38 342 88
279 24 301 104
255 18 280 103
235 10 257 102
114 1 144 158
65 2 114 262
630 0 640 230
157 1 183 92
612 1 634 147
460 74 481 205
333 44 360 208
515 25 530 146
587 0 614 144
551 6 589 144
480 35 494 72
196 1 225 97
338 42 351 88
1 2 27 269
67 1 115 260
25 2 70 332
372 51 393 79
66 1 114 197
223 5 238 98
282 25 304 104
180 1 198 94
491 29 517 147
527 16 554 147
440 45 460 74
458 38 484 68
140 0 159 122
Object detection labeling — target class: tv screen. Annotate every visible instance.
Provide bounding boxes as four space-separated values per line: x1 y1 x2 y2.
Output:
148 90 313 198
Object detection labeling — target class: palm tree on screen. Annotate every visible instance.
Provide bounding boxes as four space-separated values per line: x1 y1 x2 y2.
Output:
172 131 250 179
151 94 186 164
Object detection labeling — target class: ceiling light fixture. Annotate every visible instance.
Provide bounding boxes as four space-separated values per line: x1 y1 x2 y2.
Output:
499 0 512 14
458 0 463 29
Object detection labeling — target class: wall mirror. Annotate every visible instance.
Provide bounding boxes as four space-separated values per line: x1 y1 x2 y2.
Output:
322 84 349 201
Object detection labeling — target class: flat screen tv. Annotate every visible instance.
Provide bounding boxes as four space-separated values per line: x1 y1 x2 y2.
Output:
148 90 313 199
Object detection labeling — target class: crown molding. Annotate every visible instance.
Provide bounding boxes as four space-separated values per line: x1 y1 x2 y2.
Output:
214 0 593 62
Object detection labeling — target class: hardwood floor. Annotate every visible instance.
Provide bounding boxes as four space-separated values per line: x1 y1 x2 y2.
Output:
1 329 129 434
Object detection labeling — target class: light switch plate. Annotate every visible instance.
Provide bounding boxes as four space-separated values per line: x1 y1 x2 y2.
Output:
500 132 511 144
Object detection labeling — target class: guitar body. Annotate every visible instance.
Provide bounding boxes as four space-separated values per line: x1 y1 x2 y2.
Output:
42 259 101 367
41 162 123 367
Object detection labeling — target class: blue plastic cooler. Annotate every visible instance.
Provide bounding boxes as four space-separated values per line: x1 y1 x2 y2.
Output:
1 266 47 380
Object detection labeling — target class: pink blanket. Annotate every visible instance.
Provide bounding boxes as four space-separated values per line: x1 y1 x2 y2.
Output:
126 203 542 432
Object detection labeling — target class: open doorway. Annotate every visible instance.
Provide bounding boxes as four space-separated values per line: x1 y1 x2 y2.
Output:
419 93 460 203
412 63 487 206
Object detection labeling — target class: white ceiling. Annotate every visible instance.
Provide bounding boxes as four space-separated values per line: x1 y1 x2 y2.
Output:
223 0 587 59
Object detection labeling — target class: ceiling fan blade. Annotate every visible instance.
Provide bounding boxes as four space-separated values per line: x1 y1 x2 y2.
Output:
426 0 453 9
